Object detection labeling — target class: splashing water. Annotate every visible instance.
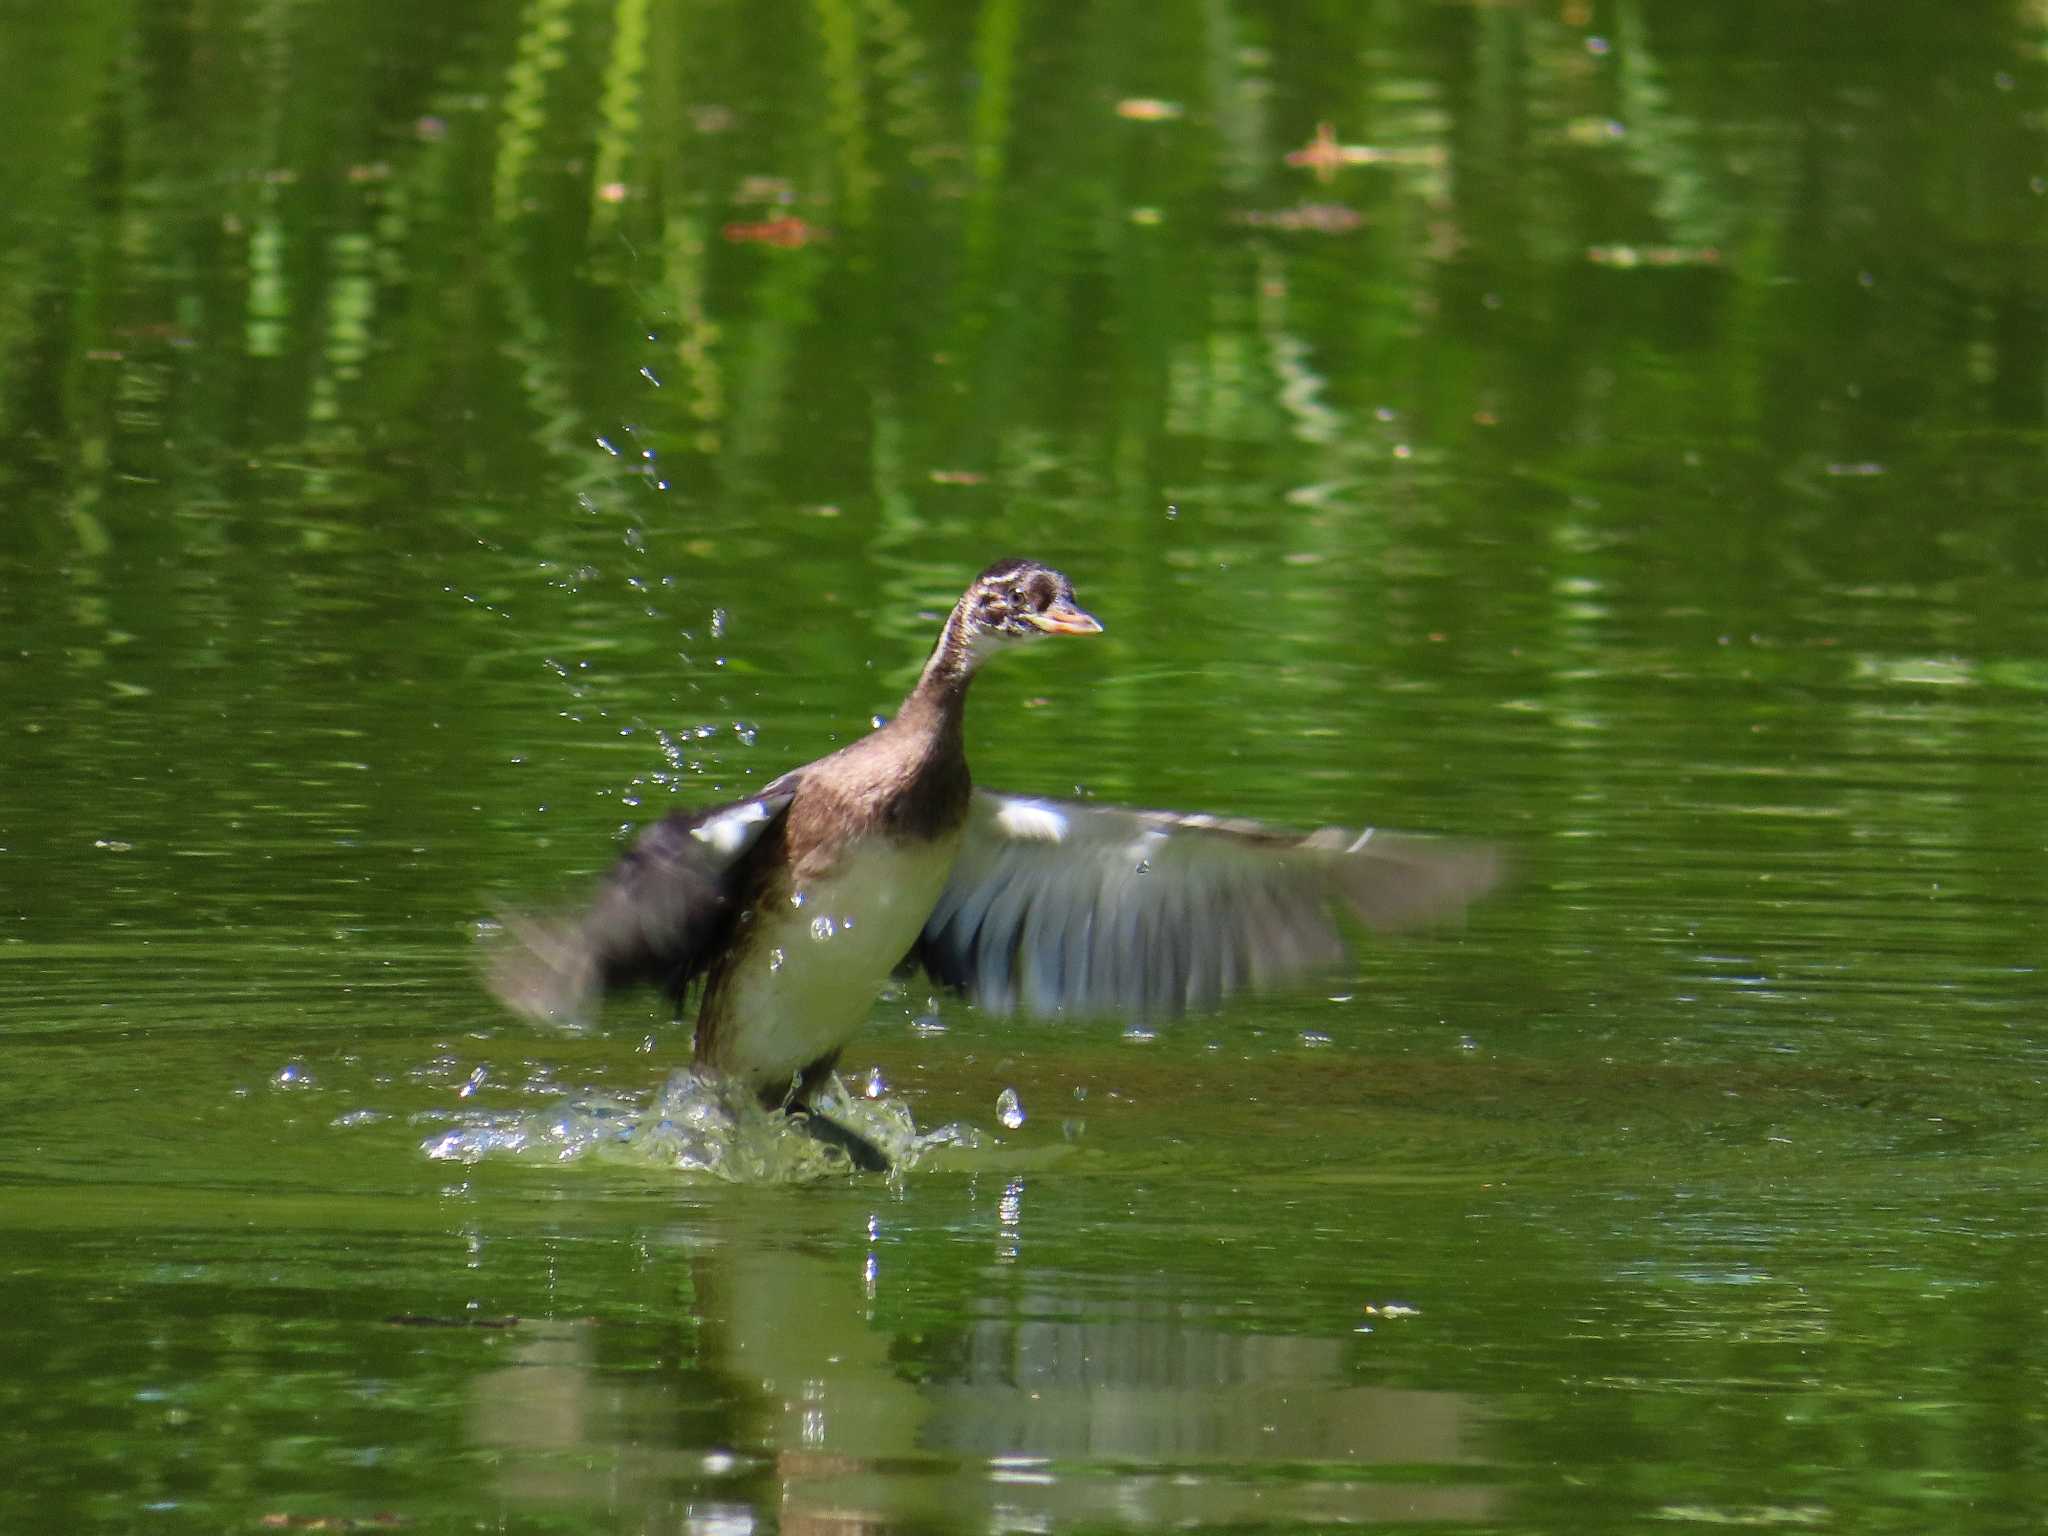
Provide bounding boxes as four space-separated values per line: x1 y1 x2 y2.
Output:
420 1070 983 1184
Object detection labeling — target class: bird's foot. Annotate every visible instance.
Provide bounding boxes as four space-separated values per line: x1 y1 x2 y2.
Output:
787 1107 891 1173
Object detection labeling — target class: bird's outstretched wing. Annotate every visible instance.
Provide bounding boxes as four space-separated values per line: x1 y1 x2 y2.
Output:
486 785 798 1025
913 789 1500 1018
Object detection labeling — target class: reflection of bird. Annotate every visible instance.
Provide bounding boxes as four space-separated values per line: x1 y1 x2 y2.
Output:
489 558 1500 1168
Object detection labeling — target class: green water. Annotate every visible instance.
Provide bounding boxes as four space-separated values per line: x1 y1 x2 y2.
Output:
5 1 2047 1531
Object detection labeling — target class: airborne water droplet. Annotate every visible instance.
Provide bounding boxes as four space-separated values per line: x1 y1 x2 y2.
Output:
996 1087 1026 1129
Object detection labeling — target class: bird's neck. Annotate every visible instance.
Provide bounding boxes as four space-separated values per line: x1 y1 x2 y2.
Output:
892 606 980 759
915 598 998 697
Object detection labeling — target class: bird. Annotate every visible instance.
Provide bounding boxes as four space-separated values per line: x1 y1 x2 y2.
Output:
488 557 1499 1168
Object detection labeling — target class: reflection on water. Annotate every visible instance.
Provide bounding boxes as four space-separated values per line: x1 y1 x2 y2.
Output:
463 1203 1500 1529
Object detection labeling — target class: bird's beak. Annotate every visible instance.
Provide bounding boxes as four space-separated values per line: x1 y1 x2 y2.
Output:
1030 601 1104 637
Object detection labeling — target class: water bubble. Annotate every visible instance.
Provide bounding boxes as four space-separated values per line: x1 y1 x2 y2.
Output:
810 915 837 942
996 1087 1026 1129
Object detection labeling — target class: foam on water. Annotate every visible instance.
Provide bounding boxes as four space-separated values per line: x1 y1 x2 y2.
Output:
420 1069 984 1183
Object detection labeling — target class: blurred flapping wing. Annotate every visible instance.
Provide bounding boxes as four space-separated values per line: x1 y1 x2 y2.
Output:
486 787 797 1025
914 789 1499 1018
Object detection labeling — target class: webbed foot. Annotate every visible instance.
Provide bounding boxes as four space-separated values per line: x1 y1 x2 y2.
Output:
788 1108 891 1173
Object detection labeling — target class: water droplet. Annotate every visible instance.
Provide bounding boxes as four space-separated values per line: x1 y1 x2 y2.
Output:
733 721 757 746
273 1062 312 1089
709 608 728 638
1134 859 1152 875
1300 1031 1332 1049
996 1087 1026 1129
768 947 785 973
810 915 837 942
863 1068 887 1099
458 1065 489 1097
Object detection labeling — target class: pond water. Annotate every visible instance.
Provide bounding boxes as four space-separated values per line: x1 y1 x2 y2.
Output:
4 1 2047 1532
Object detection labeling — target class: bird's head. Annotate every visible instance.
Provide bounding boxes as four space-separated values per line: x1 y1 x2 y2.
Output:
920 558 1103 690
960 557 1103 645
